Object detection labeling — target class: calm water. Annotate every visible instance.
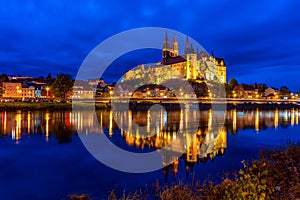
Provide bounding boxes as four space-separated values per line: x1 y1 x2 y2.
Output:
0 109 299 199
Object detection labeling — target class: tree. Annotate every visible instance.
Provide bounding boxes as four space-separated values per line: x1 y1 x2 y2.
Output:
228 78 238 90
280 86 290 97
0 74 9 97
51 74 73 101
257 83 267 92
46 73 52 80
0 74 8 82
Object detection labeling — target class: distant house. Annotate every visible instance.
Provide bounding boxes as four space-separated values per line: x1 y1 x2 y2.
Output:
72 80 94 99
2 82 22 98
24 81 47 98
264 87 278 99
2 82 34 99
232 84 258 98
131 84 170 98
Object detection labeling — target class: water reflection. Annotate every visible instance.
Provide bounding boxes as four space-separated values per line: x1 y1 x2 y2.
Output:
0 109 299 169
0 110 76 143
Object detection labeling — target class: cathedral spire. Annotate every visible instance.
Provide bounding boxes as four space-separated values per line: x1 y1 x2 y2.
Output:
163 32 170 49
184 35 190 54
190 43 195 53
172 33 178 56
185 35 189 49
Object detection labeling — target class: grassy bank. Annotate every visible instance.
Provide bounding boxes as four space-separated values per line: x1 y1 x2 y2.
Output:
0 102 110 111
108 144 300 200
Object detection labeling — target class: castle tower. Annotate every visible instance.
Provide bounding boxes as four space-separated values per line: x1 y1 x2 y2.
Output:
172 34 178 57
184 36 197 79
214 56 227 83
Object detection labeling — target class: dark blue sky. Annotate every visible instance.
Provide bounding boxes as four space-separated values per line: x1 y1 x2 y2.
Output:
1 1 300 91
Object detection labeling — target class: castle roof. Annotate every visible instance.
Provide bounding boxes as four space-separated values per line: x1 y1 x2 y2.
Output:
164 56 186 65
215 57 226 66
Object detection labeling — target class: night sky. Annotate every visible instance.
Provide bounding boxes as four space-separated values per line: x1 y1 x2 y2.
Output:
1 1 300 91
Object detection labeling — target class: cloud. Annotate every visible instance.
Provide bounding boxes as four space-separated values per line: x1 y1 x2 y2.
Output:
0 0 300 90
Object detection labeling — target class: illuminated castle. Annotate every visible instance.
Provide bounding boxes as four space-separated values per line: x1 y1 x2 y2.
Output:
124 33 227 84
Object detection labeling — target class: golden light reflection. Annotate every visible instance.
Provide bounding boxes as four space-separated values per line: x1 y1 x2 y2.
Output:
296 109 299 125
291 109 295 127
15 112 21 143
233 109 237 133
109 110 113 137
274 109 279 129
100 112 103 128
27 112 31 134
3 111 7 134
208 109 212 132
128 110 132 134
45 112 50 141
255 109 259 132
147 110 150 133
180 109 183 132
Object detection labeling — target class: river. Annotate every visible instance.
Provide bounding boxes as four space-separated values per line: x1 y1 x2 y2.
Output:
0 109 299 199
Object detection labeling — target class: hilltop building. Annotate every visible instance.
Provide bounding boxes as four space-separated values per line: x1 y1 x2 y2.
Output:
123 33 227 84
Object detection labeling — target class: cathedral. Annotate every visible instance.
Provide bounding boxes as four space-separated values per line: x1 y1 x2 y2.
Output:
161 32 226 83
124 32 226 84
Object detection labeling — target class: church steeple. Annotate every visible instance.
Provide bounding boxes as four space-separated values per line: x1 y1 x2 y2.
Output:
184 35 190 54
172 33 178 57
190 43 195 53
163 32 170 50
185 35 189 49
162 32 171 64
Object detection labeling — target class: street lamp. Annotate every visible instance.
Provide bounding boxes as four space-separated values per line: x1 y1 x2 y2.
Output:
46 87 49 98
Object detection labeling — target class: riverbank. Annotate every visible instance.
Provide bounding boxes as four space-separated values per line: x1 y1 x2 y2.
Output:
0 101 299 111
108 144 300 200
128 102 299 111
0 102 110 111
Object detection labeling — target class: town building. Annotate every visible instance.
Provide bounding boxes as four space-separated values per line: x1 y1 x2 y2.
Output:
264 87 278 99
232 84 259 99
2 82 35 99
72 80 94 99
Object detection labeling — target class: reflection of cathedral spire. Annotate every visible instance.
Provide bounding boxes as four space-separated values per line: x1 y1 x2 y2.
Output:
163 165 170 181
172 158 179 177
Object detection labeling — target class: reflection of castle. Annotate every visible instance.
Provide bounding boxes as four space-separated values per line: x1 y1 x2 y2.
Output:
1 109 298 168
124 33 227 84
120 109 227 176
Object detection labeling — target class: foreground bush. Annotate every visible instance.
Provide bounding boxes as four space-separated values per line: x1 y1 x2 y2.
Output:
108 144 300 200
